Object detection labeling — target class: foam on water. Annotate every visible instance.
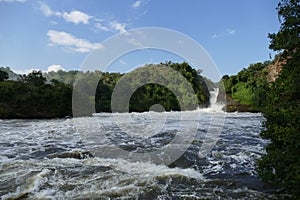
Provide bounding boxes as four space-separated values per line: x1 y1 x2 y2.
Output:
0 112 289 199
1 157 203 199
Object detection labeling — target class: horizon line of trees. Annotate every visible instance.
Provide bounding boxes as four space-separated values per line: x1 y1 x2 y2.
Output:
0 62 211 118
0 70 72 118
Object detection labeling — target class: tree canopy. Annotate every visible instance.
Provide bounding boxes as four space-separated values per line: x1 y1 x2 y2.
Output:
257 0 300 198
0 62 210 118
94 62 209 113
0 71 72 118
220 61 270 111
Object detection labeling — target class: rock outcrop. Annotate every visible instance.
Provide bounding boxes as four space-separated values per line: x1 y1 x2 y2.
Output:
266 56 284 83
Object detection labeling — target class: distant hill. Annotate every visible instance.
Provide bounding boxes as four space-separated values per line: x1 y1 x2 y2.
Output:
0 67 20 80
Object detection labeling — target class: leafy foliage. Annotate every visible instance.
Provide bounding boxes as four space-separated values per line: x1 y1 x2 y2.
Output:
0 62 210 118
0 71 72 118
257 0 300 198
94 62 209 112
0 70 9 82
221 61 270 109
95 72 122 112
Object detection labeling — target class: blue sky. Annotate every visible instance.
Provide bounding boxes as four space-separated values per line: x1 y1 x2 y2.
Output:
0 0 280 77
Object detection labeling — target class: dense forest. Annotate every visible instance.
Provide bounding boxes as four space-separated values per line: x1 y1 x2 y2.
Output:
257 0 300 198
213 0 300 197
110 62 210 113
221 0 299 197
0 62 210 118
220 61 271 112
0 70 72 118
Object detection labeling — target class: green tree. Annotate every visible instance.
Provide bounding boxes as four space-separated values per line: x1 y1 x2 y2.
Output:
0 71 72 119
257 0 300 197
221 61 269 109
94 62 209 113
25 70 46 87
0 70 8 82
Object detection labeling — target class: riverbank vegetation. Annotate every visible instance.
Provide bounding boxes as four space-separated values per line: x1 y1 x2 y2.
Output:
0 70 72 118
220 61 271 112
257 0 300 198
0 62 210 118
219 0 300 197
205 0 300 197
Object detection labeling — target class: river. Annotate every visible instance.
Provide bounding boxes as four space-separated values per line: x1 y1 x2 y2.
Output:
0 109 290 199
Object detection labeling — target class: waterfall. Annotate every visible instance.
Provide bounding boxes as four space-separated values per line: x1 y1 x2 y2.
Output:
209 88 219 108
198 88 224 112
195 88 224 112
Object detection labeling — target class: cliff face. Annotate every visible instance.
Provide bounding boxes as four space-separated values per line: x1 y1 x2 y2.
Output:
266 57 284 83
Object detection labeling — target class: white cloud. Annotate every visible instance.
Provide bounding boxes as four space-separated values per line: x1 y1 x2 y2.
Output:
94 18 104 22
127 38 142 46
40 3 52 16
39 3 61 17
211 29 236 39
14 68 40 75
95 23 110 32
132 0 142 8
62 10 92 24
119 59 126 65
0 0 26 2
47 64 64 72
50 21 58 25
40 3 53 16
95 21 128 34
110 21 127 34
211 34 218 39
39 3 92 25
47 30 103 53
14 65 64 75
227 29 236 35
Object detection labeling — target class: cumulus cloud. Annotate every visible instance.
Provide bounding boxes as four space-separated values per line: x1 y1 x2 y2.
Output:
95 23 110 32
110 21 127 34
47 30 103 53
39 3 92 24
0 0 26 2
14 65 65 75
14 68 40 75
132 0 142 8
47 64 64 72
62 10 92 24
95 21 128 34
